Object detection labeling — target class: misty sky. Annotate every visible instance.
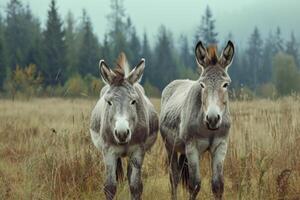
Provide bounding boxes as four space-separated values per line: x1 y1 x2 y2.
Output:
1 0 299 47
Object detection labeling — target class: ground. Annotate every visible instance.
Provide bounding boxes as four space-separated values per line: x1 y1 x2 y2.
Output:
0 97 299 199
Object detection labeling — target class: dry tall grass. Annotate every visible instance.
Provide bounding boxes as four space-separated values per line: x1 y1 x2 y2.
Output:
0 97 299 199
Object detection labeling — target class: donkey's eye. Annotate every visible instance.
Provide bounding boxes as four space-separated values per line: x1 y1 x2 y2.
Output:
131 100 136 105
200 82 205 89
107 101 112 106
223 83 229 88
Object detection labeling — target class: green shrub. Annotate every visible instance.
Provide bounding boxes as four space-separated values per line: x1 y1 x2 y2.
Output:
84 74 103 97
232 86 255 101
64 74 88 97
4 64 43 100
257 83 277 99
45 85 65 97
272 53 300 96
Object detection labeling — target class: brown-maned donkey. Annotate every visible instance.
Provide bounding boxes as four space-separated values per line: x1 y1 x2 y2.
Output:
160 41 235 200
90 53 159 200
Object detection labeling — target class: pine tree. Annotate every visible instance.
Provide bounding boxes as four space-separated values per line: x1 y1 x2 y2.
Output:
195 5 218 45
107 0 130 60
224 32 233 46
64 11 77 75
179 34 193 68
141 32 152 60
274 27 284 53
286 31 299 67
43 0 66 85
128 27 141 64
0 14 7 88
153 25 178 90
5 0 27 68
24 4 44 69
5 1 43 72
261 32 276 83
108 0 126 34
239 52 250 87
101 34 113 65
223 33 240 88
246 27 263 89
76 10 100 76
141 32 152 84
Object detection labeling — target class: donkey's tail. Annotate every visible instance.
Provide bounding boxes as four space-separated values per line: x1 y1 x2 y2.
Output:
116 158 124 182
178 154 189 189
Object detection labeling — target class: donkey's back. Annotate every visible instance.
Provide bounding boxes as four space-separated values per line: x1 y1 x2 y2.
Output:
161 79 194 108
136 83 159 151
160 79 196 152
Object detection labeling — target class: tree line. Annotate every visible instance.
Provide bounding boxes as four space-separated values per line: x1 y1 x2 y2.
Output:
0 0 300 98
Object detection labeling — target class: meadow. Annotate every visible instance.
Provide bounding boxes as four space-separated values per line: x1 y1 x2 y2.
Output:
0 97 299 200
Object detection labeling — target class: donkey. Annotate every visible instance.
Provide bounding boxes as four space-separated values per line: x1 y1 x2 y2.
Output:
90 53 159 200
160 41 235 200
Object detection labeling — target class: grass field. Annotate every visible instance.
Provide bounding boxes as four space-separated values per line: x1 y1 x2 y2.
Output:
0 97 299 200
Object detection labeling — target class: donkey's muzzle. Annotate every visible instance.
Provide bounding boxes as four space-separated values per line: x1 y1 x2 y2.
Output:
206 114 221 130
114 129 130 144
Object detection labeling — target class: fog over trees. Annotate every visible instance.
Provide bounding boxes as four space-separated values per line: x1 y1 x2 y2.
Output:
0 0 300 98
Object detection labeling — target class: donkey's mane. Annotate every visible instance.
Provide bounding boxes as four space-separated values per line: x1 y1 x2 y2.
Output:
111 52 130 85
206 45 218 65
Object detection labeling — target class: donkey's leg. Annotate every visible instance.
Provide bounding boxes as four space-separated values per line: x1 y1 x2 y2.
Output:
166 145 179 200
210 138 228 200
185 143 201 200
128 147 145 200
127 161 132 186
103 151 118 200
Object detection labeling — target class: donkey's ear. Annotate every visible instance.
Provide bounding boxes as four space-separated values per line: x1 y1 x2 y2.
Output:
99 60 116 85
219 41 235 70
195 41 209 72
127 58 145 84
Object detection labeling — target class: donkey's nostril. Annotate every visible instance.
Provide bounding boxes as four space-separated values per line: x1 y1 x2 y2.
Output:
206 113 221 130
126 129 130 136
114 129 118 135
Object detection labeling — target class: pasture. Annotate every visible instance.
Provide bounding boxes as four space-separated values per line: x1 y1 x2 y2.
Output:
0 97 299 199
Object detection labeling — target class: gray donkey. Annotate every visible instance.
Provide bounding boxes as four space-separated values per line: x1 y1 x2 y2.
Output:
160 41 235 200
90 53 158 200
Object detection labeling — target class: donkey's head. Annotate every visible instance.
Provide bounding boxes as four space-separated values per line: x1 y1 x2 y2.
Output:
195 41 235 130
99 53 145 144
